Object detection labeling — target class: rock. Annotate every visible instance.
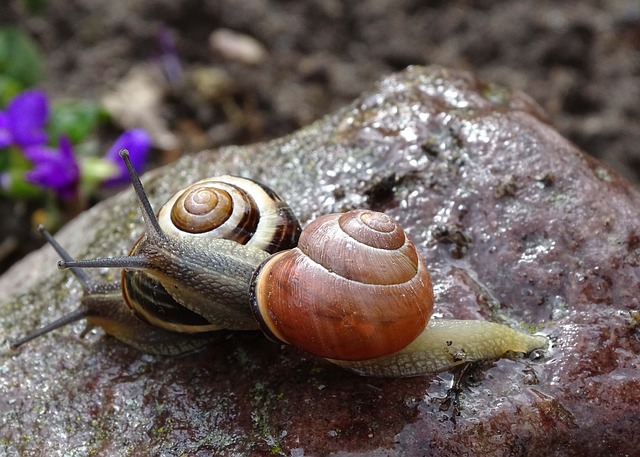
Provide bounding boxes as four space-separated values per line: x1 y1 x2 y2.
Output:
1 66 638 456
209 28 269 66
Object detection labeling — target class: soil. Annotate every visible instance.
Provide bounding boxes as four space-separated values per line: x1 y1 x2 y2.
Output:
1 0 639 273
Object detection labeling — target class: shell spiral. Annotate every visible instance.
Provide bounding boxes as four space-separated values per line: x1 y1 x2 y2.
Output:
250 209 434 361
157 175 301 253
123 175 302 334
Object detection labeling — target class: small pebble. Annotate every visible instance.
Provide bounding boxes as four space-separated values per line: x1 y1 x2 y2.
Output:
209 29 268 65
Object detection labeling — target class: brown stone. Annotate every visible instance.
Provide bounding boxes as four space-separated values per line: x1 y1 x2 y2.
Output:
1 66 638 456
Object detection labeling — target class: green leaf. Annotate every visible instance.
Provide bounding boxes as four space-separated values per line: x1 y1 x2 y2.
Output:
48 100 107 144
1 152 43 199
22 0 48 15
3 169 43 199
0 27 44 89
0 148 10 171
0 75 23 106
79 156 118 194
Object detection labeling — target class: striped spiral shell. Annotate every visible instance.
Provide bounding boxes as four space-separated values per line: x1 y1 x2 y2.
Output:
157 175 301 254
123 175 301 334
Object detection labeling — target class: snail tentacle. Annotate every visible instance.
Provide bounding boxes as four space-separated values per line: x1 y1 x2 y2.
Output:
119 149 166 241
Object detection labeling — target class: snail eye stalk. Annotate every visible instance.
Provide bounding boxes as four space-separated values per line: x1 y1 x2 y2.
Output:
118 149 167 241
9 225 93 350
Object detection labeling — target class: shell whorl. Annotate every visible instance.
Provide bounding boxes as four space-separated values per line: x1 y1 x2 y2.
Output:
157 175 301 253
171 185 235 234
250 209 434 361
299 210 421 285
123 175 301 334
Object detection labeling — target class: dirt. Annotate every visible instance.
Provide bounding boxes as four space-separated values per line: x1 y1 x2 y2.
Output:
0 0 639 272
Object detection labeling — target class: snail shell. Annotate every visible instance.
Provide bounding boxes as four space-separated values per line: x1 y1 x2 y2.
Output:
123 175 302 333
250 209 434 361
157 175 301 253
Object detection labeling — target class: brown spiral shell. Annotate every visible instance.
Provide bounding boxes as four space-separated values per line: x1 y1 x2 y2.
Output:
250 209 434 361
123 175 302 334
157 175 301 254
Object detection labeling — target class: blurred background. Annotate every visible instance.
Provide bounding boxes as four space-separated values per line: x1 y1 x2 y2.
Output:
0 0 639 272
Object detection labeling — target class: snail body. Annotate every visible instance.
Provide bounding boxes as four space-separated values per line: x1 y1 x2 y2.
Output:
331 320 547 377
10 151 548 376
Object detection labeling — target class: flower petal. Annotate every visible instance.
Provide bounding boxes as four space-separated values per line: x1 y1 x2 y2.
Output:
7 89 49 148
103 129 151 186
0 112 11 148
23 135 79 199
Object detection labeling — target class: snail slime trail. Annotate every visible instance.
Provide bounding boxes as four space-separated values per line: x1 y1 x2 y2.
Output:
11 150 548 376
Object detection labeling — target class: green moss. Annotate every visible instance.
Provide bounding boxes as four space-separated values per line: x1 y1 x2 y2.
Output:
594 166 613 183
156 418 173 435
250 382 286 456
309 364 325 375
480 83 511 106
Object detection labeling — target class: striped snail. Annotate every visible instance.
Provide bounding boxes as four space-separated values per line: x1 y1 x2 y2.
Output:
10 151 548 377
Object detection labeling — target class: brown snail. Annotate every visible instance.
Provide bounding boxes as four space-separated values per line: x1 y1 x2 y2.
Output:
250 209 433 362
10 151 548 376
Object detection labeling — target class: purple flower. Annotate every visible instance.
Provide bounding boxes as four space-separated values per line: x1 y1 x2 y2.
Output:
0 113 11 147
102 129 151 186
0 90 49 149
23 135 79 199
157 28 184 85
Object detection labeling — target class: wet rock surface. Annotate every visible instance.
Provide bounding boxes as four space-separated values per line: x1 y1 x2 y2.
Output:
1 66 639 456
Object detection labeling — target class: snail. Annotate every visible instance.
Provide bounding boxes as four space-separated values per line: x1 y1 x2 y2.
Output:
10 151 548 377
